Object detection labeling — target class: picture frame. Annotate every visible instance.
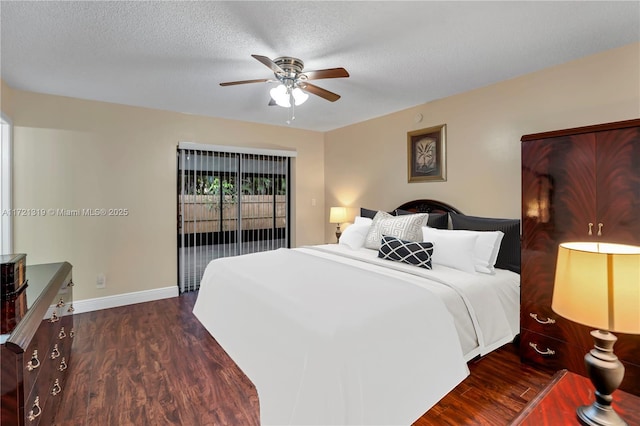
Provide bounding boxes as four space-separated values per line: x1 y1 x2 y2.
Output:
407 124 447 182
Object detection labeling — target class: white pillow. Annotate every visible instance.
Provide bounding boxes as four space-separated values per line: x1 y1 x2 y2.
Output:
421 227 479 273
364 211 429 250
354 216 373 226
339 224 371 250
452 229 505 274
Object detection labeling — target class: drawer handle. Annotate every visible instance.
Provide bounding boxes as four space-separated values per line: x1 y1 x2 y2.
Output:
588 222 594 235
26 350 40 371
51 378 62 396
597 222 603 236
27 396 41 421
59 357 67 372
51 343 60 359
70 329 75 338
67 304 75 313
58 327 66 339
56 298 65 308
529 313 556 325
50 311 59 323
529 341 556 356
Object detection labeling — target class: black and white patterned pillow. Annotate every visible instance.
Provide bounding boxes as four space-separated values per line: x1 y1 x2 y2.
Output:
378 235 434 269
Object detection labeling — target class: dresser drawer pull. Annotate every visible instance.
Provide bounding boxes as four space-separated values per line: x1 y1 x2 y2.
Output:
51 378 62 396
56 298 65 308
50 311 59 323
51 343 60 359
58 327 66 339
529 341 556 356
26 350 40 371
529 313 556 325
59 357 67 372
67 304 75 313
27 396 42 421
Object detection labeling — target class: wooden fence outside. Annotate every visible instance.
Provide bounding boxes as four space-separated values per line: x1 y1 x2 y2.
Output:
179 195 286 234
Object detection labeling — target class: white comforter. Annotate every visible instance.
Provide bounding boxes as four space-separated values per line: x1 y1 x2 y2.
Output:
193 245 519 425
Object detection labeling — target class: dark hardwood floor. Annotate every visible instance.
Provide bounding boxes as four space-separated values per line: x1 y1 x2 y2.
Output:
53 293 553 425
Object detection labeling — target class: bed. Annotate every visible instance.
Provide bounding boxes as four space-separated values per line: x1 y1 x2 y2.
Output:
193 200 520 425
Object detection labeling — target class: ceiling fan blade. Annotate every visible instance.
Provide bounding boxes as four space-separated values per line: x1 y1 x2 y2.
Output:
220 79 271 86
300 83 341 102
303 68 350 80
251 54 284 74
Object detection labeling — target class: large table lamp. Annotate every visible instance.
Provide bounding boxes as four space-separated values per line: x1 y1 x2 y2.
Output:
329 207 348 243
552 242 640 426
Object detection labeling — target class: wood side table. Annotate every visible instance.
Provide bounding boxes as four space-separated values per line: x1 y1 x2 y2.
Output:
511 369 640 425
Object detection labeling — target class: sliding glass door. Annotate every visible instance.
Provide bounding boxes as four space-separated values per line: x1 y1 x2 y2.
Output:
177 144 293 293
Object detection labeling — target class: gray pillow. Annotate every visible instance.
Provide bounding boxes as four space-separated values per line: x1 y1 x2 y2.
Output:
364 211 429 250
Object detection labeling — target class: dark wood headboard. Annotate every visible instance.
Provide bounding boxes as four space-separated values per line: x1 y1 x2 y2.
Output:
395 199 463 215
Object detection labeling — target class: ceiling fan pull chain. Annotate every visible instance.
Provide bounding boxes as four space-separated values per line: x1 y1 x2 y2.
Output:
287 96 295 124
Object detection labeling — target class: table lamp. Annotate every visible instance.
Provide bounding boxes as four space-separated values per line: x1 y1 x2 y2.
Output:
329 207 348 243
552 242 640 426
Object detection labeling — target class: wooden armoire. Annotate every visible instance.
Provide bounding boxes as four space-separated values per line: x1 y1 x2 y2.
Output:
520 118 640 396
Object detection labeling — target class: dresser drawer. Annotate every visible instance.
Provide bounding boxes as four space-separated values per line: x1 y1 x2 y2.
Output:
520 329 587 376
25 352 69 426
520 301 593 349
24 389 44 425
25 359 54 426
23 319 55 399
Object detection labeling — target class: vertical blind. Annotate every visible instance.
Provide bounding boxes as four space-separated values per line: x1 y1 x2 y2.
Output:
177 143 295 293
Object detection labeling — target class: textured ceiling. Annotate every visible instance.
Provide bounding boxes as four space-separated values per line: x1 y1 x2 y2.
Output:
1 1 639 132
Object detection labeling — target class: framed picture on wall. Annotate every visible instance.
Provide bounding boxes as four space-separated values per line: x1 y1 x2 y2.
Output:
407 124 447 182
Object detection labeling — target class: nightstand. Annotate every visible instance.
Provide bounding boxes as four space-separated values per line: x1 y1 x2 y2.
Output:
511 369 640 425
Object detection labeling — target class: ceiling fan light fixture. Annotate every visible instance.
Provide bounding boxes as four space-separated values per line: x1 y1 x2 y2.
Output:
270 84 291 107
270 84 309 108
292 87 309 106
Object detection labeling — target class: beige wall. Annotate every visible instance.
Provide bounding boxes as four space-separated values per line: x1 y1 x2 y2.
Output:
1 87 325 301
1 80 14 117
2 42 639 300
324 42 640 243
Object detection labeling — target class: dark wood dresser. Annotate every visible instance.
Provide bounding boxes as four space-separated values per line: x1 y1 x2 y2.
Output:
520 118 640 396
1 262 74 425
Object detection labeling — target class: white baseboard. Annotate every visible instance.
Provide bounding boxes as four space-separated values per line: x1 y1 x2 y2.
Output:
72 286 179 314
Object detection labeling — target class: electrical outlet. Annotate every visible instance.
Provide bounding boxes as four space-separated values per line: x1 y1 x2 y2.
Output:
96 273 106 289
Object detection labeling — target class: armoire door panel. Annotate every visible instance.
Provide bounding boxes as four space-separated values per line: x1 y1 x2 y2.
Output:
595 127 640 245
547 134 597 242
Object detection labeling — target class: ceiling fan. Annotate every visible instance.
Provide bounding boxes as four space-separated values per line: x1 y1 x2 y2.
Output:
220 55 350 107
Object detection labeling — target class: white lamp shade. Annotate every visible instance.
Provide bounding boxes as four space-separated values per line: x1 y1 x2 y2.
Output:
329 207 348 224
552 242 640 334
